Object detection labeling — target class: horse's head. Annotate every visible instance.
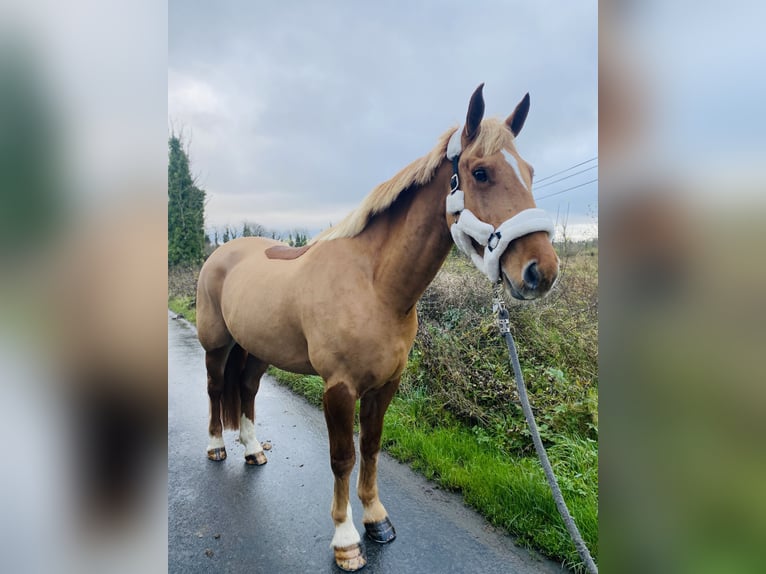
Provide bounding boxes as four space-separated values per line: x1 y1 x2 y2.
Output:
446 84 559 300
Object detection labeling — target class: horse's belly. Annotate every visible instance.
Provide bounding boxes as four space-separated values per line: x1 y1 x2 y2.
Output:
272 358 318 376
227 318 316 375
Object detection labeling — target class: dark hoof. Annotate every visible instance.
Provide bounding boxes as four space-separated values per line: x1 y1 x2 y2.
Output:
334 543 366 571
364 516 396 544
207 447 227 461
245 452 268 466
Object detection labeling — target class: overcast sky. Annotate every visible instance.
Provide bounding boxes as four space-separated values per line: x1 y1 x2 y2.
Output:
168 1 597 240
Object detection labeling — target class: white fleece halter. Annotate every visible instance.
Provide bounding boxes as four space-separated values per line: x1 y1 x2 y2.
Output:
446 128 555 283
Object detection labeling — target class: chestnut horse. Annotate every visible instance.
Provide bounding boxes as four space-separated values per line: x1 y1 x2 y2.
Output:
196 84 559 571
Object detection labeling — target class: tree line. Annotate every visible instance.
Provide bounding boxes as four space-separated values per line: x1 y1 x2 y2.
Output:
168 133 310 268
208 224 309 249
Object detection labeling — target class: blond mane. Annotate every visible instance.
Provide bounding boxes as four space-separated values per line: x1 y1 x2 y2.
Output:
312 118 518 243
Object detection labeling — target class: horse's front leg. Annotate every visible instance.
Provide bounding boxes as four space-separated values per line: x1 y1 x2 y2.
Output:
358 377 399 544
323 381 366 571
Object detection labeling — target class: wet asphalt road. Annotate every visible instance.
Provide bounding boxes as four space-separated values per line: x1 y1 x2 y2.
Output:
168 313 569 574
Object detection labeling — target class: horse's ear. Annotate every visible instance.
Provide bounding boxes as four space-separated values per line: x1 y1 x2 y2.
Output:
506 92 530 137
463 83 485 142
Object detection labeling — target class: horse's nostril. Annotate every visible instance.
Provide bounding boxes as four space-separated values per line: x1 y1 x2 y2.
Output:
523 261 540 290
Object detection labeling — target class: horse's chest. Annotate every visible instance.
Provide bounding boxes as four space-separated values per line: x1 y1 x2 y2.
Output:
307 311 415 385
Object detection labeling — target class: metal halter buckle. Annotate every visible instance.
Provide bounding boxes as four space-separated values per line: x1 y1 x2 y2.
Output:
492 286 510 334
487 231 502 252
450 173 459 193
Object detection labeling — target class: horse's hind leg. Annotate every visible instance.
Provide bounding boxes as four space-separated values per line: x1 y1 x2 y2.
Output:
205 346 229 460
205 343 241 461
358 377 399 544
239 355 269 465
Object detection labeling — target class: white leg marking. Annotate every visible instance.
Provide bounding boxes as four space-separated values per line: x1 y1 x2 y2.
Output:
239 413 263 456
207 434 224 450
331 503 361 548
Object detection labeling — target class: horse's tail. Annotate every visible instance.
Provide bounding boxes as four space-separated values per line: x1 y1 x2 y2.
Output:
221 343 247 430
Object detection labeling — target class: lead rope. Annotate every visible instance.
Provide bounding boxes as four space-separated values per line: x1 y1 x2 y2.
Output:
492 285 598 574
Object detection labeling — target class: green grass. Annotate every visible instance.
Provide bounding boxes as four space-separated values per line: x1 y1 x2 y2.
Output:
267 369 325 407
168 265 200 324
168 295 196 324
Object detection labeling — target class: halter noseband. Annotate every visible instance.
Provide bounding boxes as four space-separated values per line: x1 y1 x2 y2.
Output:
445 128 555 284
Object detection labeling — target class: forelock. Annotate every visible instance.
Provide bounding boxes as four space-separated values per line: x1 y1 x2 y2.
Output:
464 118 517 158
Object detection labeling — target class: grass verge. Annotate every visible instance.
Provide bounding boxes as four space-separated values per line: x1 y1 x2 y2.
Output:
168 295 196 325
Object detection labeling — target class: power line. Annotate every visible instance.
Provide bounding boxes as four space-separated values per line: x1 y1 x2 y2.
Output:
535 178 598 201
535 156 597 184
533 164 598 191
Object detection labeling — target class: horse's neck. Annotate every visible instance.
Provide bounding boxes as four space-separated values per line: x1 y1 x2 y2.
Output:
358 161 453 315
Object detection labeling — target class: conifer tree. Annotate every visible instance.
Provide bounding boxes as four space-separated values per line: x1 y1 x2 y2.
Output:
168 134 205 266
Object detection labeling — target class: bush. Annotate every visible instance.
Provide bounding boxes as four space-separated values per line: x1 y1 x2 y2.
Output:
403 249 598 455
168 265 199 301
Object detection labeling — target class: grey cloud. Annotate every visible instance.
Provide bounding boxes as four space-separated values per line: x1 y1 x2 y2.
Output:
169 0 597 235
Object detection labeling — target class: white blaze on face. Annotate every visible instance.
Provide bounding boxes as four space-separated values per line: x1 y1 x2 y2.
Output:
331 503 361 548
239 413 264 456
502 149 532 191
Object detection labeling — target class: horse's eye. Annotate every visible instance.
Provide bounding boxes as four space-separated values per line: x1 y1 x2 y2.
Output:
472 168 488 183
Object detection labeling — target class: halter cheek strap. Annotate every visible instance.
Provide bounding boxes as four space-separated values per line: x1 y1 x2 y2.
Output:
446 128 555 284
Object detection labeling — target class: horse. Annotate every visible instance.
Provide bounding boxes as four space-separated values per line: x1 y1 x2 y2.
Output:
195 84 559 571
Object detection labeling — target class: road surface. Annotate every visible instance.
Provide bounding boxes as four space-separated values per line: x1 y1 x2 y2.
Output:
168 312 568 573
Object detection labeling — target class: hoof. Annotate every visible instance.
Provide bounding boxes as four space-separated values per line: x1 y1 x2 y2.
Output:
207 447 227 461
334 543 366 571
245 452 268 466
364 516 396 544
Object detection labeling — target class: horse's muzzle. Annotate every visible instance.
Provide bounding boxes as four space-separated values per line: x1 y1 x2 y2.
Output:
502 257 559 301
499 231 559 300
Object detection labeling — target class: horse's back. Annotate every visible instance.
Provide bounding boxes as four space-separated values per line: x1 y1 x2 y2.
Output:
196 237 282 350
